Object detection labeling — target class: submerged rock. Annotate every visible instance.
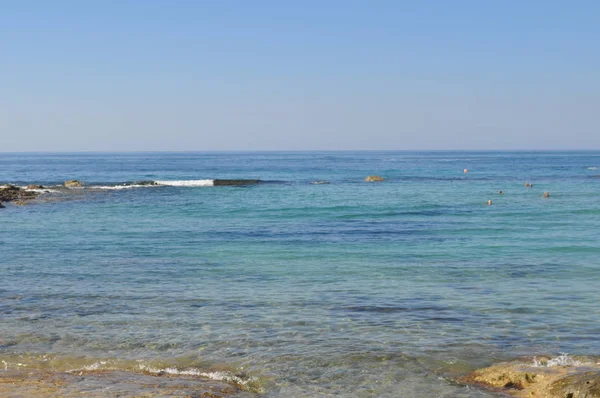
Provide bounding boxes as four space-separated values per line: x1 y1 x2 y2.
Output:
365 175 384 182
64 180 84 187
0 369 242 398
462 356 600 397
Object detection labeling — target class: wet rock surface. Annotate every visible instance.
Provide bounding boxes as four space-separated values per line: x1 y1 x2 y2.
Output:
364 175 385 182
461 357 600 397
64 179 84 187
213 179 260 186
0 185 41 204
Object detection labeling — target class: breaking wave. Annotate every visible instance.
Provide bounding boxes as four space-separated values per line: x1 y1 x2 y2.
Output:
532 353 586 367
88 179 263 189
0 354 265 393
154 179 215 187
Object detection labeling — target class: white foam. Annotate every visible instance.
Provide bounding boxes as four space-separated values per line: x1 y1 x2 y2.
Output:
154 180 214 187
0 185 58 193
137 365 262 391
23 188 59 193
532 353 583 367
588 167 598 170
89 184 156 190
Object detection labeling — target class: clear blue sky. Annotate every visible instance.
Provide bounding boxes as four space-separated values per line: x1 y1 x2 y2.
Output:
1 1 598 151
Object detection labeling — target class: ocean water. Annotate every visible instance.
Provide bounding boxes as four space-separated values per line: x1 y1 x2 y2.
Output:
1 151 600 396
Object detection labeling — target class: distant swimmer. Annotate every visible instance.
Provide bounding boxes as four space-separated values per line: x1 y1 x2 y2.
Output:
543 192 550 197
524 182 530 187
464 169 468 173
487 200 493 205
498 190 503 195
529 184 533 188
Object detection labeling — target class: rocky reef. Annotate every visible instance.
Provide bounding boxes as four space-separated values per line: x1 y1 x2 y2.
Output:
0 185 41 207
365 175 385 182
461 355 600 397
213 179 260 186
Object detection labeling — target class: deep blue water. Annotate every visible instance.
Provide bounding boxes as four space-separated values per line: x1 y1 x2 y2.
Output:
1 151 600 396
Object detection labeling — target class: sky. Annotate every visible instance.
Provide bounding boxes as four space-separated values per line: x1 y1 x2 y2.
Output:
1 0 599 151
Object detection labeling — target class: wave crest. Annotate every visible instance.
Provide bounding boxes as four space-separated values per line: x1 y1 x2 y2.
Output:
153 180 215 187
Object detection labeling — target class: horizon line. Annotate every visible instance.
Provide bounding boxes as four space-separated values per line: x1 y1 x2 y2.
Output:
2 149 600 154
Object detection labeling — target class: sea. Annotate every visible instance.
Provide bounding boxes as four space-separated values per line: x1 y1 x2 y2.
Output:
1 151 599 397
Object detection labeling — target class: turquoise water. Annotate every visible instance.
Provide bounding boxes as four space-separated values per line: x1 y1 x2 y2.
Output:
1 151 600 396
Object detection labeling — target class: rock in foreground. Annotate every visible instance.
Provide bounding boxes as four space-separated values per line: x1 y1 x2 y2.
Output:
462 356 600 397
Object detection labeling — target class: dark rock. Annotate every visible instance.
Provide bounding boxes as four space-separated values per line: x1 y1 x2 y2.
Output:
0 185 22 202
0 185 41 204
213 179 260 186
0 202 4 209
134 180 158 186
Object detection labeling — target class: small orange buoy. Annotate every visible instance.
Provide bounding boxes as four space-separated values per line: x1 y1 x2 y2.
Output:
464 169 468 173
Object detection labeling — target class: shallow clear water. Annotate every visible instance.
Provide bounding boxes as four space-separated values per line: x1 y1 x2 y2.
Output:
1 151 600 396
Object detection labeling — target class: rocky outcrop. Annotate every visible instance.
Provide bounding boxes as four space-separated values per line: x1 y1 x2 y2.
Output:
26 184 44 190
462 357 600 397
0 185 40 203
365 175 384 182
548 371 600 397
64 180 84 187
213 179 260 186
0 185 21 202
0 202 4 209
